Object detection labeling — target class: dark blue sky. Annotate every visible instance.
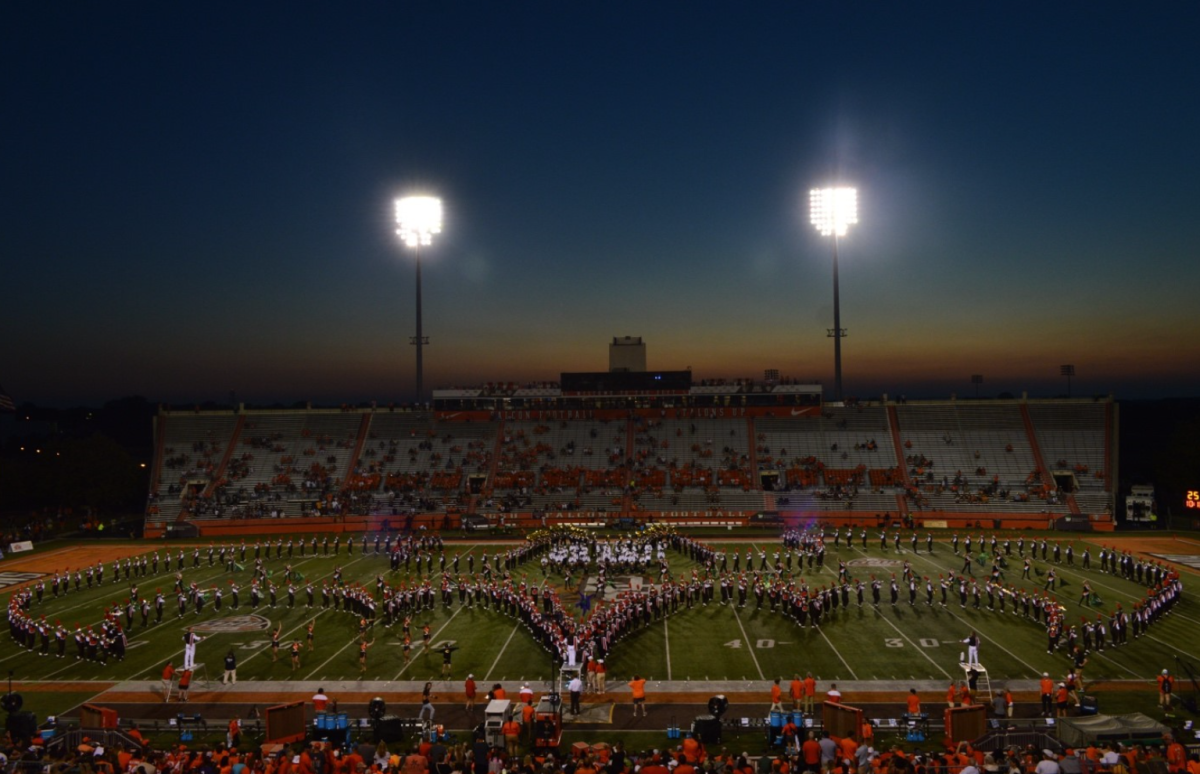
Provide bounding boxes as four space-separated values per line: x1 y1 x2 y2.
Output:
4 2 1199 405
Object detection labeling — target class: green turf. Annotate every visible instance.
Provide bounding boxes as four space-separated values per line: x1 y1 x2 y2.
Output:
3 536 1195 686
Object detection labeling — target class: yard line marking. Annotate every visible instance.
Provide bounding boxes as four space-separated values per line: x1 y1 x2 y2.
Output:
393 606 463 681
663 615 672 681
816 626 858 680
1144 632 1199 659
872 610 953 679
131 550 381 680
848 541 1040 677
1092 650 1147 680
484 622 521 682
304 621 364 680
854 539 1199 674
730 606 764 680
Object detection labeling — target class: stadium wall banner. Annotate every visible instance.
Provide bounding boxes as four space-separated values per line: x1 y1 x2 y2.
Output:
437 406 820 421
8 541 33 553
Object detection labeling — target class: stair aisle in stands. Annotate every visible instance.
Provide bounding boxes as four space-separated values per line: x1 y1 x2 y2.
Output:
1020 404 1080 515
342 413 373 487
202 414 245 498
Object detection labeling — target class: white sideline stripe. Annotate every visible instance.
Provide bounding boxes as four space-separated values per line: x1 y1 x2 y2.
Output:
872 610 952 679
817 626 858 680
304 615 364 679
845 543 955 679
730 606 764 680
1092 650 1146 679
484 623 520 682
1145 632 1197 659
664 615 672 681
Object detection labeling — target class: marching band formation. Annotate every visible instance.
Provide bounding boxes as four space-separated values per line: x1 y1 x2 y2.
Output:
4 526 1185 681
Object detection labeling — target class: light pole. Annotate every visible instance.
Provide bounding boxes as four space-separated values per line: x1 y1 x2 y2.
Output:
1060 364 1075 398
394 196 443 404
810 187 858 402
971 374 984 399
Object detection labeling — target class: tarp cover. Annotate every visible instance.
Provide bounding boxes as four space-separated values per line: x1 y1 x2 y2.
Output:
1057 713 1169 747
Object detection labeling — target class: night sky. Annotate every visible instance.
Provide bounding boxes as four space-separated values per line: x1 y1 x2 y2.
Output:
4 2 1200 406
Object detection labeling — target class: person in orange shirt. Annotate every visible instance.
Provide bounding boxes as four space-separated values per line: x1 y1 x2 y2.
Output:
860 719 874 748
1040 673 1055 717
178 669 192 702
770 678 784 713
1056 682 1070 717
803 673 816 714
801 732 822 773
492 683 507 701
906 689 921 716
1185 752 1200 774
501 717 521 757
629 674 647 718
838 734 858 763
947 681 958 708
1158 670 1175 709
161 662 175 703
957 683 972 707
790 674 804 711
1003 687 1015 718
641 754 670 774
521 702 536 742
1165 735 1186 774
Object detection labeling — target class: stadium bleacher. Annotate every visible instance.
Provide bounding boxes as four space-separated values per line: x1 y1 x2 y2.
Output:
145 394 1116 533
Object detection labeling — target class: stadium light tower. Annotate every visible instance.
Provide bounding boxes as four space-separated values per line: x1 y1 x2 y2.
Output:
394 195 443 404
1060 364 1075 398
810 187 858 402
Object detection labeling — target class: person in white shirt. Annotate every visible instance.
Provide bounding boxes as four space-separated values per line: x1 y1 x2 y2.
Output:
568 675 583 715
1034 751 1061 774
312 688 329 712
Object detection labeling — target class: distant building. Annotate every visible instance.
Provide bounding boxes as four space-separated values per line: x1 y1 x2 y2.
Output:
609 336 646 373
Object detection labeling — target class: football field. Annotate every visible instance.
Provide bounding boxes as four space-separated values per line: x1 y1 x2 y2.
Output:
2 533 1196 693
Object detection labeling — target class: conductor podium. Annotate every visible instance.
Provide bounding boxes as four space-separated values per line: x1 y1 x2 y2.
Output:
944 704 987 742
822 701 864 741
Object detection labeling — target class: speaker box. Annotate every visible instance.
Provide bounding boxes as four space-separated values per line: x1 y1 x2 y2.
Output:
6 711 37 741
691 715 721 744
374 716 406 743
